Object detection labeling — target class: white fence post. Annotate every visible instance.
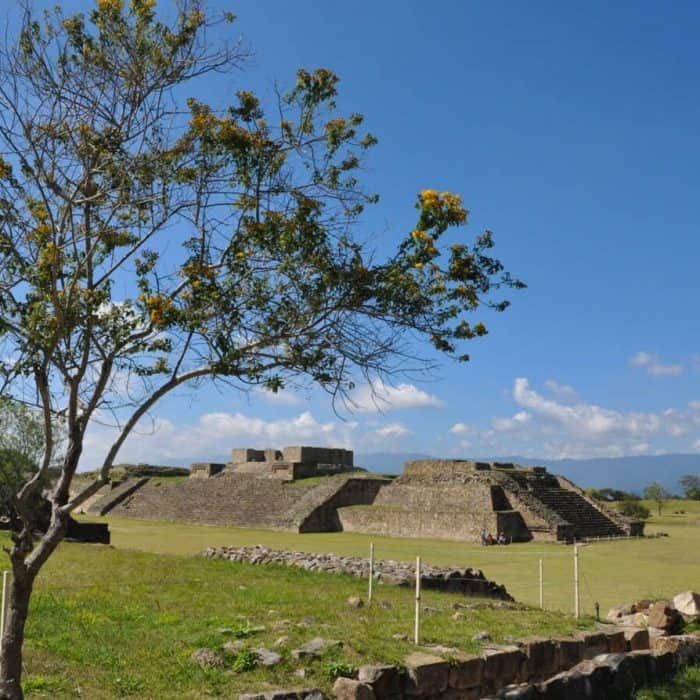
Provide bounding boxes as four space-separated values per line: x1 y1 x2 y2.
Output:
574 544 580 619
414 556 421 645
0 571 8 640
539 558 543 610
368 543 374 604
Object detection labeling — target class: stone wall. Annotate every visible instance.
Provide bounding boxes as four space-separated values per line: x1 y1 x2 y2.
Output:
202 545 512 600
106 473 386 532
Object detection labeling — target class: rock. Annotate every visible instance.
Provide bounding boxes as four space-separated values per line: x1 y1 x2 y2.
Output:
294 668 307 679
672 591 700 621
346 596 364 608
273 636 290 648
218 627 235 635
358 664 402 696
254 648 283 667
425 644 459 654
521 636 558 681
190 648 224 668
223 640 246 653
391 633 408 641
423 606 441 614
607 604 633 621
446 653 484 690
623 627 650 651
633 599 654 612
452 612 465 621
647 601 683 633
332 678 375 700
240 690 325 700
616 612 649 627
472 631 492 642
403 652 449 695
291 637 342 660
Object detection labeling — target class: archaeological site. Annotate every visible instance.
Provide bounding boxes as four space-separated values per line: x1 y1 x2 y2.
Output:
79 448 643 542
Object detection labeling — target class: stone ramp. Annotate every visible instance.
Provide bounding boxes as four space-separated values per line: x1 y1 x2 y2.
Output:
107 472 385 531
84 477 150 516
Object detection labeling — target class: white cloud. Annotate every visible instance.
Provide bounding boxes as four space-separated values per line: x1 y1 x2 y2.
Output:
629 351 683 377
350 380 445 412
81 410 357 468
374 422 411 438
544 379 578 402
449 422 470 435
492 411 531 432
513 377 664 439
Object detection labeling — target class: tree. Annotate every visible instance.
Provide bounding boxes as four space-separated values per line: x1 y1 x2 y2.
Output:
0 400 58 534
618 499 650 521
643 482 671 516
0 2 523 696
679 474 700 500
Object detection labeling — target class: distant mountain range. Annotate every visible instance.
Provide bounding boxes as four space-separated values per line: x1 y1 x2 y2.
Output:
356 452 700 495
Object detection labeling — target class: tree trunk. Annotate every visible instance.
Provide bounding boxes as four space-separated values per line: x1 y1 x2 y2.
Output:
0 567 34 700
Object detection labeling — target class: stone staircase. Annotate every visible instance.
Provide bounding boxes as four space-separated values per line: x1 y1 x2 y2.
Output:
84 477 150 516
106 472 385 532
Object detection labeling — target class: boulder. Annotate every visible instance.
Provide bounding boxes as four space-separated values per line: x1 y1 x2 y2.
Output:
332 678 375 700
606 603 633 622
647 601 683 633
623 627 650 651
345 596 364 609
190 648 225 668
672 591 700 621
291 637 342 660
403 652 449 695
357 664 402 696
255 648 283 667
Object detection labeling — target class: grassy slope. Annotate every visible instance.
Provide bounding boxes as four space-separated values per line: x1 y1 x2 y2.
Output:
21 536 587 699
88 498 700 615
17 498 698 697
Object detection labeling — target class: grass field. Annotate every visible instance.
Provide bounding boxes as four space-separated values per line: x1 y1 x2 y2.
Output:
13 498 699 697
20 537 588 699
87 498 700 615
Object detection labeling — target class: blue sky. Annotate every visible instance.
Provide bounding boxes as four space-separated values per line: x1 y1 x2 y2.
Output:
48 1 700 467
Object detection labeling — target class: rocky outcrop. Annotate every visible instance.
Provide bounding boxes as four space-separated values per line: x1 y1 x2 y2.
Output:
202 545 513 600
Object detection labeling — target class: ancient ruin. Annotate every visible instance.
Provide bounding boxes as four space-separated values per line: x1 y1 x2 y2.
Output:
79 451 643 542
339 459 643 542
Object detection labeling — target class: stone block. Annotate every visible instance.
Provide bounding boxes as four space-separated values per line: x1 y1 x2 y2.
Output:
403 652 449 695
673 590 700 621
521 636 559 681
446 653 484 689
574 631 608 659
647 601 683 633
332 678 375 700
626 650 655 688
357 665 402 697
553 637 584 672
650 649 677 680
482 646 527 694
603 630 626 653
264 448 283 462
623 627 649 651
651 634 700 661
231 448 264 463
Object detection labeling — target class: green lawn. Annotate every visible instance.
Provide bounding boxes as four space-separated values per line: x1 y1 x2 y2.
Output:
88 498 700 615
13 498 698 697
20 536 587 699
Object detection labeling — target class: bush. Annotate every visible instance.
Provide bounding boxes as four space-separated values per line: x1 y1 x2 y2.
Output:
619 500 651 520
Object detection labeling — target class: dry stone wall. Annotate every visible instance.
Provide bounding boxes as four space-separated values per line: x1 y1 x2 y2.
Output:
202 545 513 600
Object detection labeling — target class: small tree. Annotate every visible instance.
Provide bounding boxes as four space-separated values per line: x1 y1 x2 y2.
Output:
618 499 650 521
679 474 700 500
0 3 523 696
643 482 671 516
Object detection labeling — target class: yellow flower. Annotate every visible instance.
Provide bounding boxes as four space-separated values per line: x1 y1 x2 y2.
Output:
98 0 123 12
